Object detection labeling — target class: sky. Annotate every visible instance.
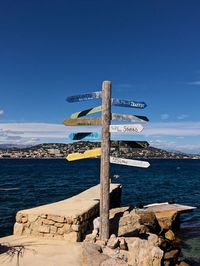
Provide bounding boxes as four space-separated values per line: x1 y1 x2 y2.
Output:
0 0 200 154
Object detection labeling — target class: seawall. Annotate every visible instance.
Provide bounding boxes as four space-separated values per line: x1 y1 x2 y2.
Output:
13 183 122 242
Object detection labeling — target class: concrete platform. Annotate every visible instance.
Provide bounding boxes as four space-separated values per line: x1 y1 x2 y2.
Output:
0 235 82 266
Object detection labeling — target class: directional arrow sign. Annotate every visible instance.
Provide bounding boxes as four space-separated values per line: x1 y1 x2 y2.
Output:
66 91 102 103
111 98 147 109
66 148 101 161
69 132 101 141
110 157 150 168
110 124 143 133
70 105 102 119
112 113 148 123
112 141 149 149
64 118 101 126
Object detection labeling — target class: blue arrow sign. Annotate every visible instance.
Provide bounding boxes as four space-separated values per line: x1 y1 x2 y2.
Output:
111 98 147 109
66 91 102 103
69 132 101 141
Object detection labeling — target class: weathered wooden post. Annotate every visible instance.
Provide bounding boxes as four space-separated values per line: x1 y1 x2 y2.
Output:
100 80 111 240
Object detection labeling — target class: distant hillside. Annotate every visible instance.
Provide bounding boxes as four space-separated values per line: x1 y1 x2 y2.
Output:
0 142 199 159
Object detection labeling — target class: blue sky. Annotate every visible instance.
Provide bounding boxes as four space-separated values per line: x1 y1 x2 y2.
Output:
0 0 200 153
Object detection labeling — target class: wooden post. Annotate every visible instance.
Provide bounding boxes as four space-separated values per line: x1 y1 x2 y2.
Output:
100 80 111 240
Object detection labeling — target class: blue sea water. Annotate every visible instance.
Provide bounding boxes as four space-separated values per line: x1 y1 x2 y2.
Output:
0 159 200 263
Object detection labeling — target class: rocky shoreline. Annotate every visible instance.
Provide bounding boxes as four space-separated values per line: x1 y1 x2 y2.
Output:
83 206 191 266
0 142 199 159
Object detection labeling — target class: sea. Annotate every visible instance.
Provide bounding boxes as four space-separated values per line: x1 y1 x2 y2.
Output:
0 159 200 264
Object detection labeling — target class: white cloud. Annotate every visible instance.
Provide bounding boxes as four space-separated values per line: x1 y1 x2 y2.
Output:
0 110 4 116
144 122 200 137
187 81 200 85
177 114 189 120
161 114 169 120
0 123 101 144
149 139 200 154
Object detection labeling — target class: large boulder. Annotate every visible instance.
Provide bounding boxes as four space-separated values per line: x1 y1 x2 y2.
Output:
82 243 109 266
110 207 159 237
125 234 164 266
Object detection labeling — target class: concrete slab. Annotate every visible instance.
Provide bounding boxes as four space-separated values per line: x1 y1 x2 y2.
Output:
0 235 82 266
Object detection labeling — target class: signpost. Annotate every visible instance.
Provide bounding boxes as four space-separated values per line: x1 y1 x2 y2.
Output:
110 124 143 133
64 80 150 241
69 132 101 141
66 91 102 102
110 157 150 168
112 113 148 123
66 148 101 161
70 105 102 119
64 118 101 126
111 98 147 109
113 141 149 149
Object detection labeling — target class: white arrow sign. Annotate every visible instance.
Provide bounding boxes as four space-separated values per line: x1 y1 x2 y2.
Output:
110 124 143 133
110 157 150 168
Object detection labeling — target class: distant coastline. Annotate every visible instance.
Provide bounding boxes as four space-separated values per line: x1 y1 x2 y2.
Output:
0 142 199 160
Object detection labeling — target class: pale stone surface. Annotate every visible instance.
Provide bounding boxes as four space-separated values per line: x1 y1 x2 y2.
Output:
101 258 128 266
38 225 50 233
42 219 55 225
48 215 65 223
126 236 163 266
82 243 109 266
16 212 23 223
50 226 57 234
28 214 38 222
107 236 119 249
0 235 82 266
13 222 24 235
63 231 79 242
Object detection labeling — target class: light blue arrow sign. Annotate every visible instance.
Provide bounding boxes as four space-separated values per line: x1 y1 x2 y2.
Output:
69 132 101 141
66 91 102 103
111 98 147 109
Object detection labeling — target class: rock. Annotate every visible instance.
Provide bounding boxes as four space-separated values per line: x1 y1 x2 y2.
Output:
95 239 107 247
38 225 50 233
112 210 147 237
107 236 120 249
47 215 65 223
50 226 57 234
102 246 118 257
42 219 55 225
164 248 180 261
148 233 159 246
92 229 98 236
82 243 109 266
135 209 161 234
127 237 164 266
16 212 23 223
119 238 128 250
93 217 100 232
13 222 24 235
21 216 28 223
155 211 178 230
101 258 128 265
84 233 96 243
72 224 80 231
165 230 175 241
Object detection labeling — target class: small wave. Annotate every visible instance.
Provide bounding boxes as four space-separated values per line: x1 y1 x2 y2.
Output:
0 188 19 191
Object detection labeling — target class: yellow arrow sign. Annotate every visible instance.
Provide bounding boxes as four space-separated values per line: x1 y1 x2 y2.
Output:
64 118 101 126
66 148 101 161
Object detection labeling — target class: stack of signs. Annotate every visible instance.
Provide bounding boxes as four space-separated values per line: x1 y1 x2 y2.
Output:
64 89 150 168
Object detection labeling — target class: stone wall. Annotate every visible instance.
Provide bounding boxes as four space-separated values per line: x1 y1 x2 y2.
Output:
13 184 122 242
